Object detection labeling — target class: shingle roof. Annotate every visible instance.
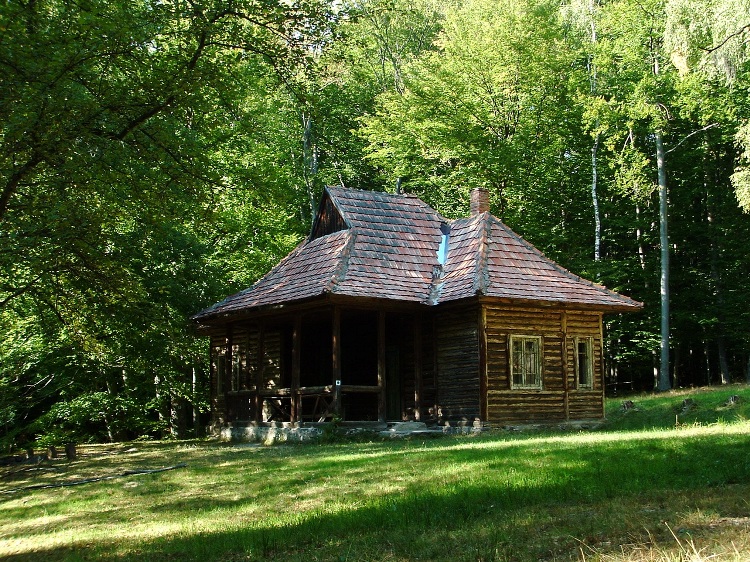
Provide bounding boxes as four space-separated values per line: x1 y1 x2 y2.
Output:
438 212 641 310
193 187 641 322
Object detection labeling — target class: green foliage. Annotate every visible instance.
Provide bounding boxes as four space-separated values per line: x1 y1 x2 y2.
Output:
2 0 750 448
0 0 329 449
360 0 581 219
732 121 750 211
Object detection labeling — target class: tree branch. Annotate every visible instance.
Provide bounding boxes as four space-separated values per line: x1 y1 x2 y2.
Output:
666 123 719 154
0 275 42 308
701 24 750 54
0 154 43 223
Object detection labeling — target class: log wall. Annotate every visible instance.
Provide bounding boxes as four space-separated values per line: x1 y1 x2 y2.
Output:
484 304 604 424
565 311 604 420
434 306 480 421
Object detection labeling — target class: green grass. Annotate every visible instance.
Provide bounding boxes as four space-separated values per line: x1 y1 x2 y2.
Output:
603 383 750 431
1 385 750 561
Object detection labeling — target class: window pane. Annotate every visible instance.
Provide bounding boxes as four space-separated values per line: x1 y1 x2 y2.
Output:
217 355 226 393
511 337 540 388
577 340 591 387
512 341 523 385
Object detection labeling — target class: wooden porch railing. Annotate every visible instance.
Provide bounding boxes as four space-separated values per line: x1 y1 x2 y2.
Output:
225 383 381 423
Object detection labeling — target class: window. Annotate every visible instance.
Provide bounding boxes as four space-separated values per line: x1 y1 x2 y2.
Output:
231 338 247 391
576 337 593 388
510 335 542 389
216 353 226 394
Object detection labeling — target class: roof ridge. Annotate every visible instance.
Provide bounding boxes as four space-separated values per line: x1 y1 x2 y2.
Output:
475 212 491 296
325 230 356 293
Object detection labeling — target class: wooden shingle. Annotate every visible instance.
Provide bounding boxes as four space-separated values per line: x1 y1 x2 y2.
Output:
193 187 640 323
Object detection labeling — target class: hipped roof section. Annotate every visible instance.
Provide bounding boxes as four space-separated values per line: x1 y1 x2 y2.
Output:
193 187 641 323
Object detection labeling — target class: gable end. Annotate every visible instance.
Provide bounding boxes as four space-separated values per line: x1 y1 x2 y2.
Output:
310 189 349 240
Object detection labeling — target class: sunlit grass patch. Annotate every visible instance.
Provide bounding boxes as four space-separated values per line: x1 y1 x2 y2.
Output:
605 384 750 431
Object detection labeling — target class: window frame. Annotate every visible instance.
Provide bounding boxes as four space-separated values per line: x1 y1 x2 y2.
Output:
215 352 226 394
509 335 543 390
231 337 247 392
575 336 594 389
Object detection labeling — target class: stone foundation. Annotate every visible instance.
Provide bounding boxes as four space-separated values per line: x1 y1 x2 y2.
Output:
218 420 488 443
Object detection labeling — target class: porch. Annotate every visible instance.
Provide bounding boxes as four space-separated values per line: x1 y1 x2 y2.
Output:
210 303 436 426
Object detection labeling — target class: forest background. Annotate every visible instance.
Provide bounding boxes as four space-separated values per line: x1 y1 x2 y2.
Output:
2 0 750 448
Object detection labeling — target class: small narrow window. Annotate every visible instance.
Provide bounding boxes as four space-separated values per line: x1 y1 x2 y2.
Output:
576 337 593 388
437 223 450 265
510 335 542 389
216 354 226 394
231 337 249 391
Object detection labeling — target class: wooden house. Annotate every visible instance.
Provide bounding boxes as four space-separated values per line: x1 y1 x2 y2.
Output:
192 187 641 429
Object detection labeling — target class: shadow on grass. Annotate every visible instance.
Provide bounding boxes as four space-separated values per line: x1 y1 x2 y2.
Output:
5 429 750 562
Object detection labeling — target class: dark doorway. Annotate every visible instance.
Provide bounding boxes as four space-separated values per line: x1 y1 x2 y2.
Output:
386 345 402 420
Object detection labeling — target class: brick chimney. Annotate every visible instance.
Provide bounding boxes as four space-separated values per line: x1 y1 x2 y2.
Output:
470 188 490 216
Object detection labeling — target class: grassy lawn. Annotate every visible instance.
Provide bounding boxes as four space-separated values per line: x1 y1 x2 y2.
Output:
2 385 749 561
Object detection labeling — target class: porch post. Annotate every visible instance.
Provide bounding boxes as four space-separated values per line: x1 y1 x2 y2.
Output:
562 310 569 421
332 306 342 416
478 306 487 422
378 310 386 422
291 315 301 423
224 325 233 423
224 325 233 397
413 314 423 421
254 323 265 423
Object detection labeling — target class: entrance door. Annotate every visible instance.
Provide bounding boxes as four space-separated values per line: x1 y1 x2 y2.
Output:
386 345 402 420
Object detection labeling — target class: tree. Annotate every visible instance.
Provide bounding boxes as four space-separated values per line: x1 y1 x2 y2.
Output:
359 0 584 223
0 0 331 448
663 0 750 209
591 0 679 390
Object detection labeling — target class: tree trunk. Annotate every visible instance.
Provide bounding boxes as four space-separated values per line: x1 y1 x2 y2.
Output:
704 341 712 385
636 205 646 271
656 129 671 391
717 338 730 385
301 111 318 224
192 366 199 437
154 374 169 438
592 132 602 261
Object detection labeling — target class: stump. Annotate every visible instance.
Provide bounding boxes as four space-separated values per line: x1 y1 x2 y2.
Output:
65 443 77 461
681 398 697 413
725 395 740 406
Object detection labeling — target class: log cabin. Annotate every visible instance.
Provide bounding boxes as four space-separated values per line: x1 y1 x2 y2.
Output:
192 187 641 430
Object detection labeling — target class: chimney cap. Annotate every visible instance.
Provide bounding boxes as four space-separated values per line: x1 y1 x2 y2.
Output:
470 188 490 216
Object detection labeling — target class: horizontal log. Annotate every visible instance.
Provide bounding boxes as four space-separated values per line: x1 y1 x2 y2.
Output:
226 389 257 397
488 413 567 423
487 390 565 399
340 384 382 393
488 393 597 404
485 306 562 318
259 388 293 397
487 399 564 409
